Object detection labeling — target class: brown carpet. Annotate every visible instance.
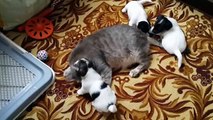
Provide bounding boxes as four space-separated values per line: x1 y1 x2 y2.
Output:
5 0 213 119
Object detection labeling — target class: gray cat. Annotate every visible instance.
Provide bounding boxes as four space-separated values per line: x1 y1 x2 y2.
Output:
64 24 150 85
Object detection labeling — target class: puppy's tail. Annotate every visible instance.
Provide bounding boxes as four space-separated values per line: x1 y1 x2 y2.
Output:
108 104 117 113
174 49 183 69
137 0 152 4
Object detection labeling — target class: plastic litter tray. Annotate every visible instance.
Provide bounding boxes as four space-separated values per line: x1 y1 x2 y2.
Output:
0 32 55 120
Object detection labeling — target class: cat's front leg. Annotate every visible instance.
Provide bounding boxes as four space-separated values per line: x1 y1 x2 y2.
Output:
147 36 162 47
100 67 112 85
95 61 112 85
129 58 150 78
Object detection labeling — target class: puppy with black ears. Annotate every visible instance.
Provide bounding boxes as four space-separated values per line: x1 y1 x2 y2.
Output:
122 0 152 33
69 58 117 113
149 15 187 68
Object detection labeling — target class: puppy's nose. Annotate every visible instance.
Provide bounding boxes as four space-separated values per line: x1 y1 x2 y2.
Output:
148 27 153 35
148 27 156 37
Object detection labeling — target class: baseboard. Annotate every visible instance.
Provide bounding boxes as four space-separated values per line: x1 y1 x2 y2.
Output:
180 0 213 16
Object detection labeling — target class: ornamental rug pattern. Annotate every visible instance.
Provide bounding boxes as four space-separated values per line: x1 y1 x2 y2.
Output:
5 0 213 119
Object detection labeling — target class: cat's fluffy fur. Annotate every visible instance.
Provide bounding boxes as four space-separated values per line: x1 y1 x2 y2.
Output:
64 24 150 84
73 58 117 113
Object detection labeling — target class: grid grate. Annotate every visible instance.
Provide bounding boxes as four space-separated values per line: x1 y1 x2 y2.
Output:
0 49 35 110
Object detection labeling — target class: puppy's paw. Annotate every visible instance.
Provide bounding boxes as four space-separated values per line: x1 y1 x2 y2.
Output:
148 0 153 3
77 90 82 96
129 69 140 78
77 89 85 96
121 8 126 13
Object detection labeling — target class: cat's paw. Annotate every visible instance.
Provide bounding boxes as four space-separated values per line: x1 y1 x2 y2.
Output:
129 69 140 78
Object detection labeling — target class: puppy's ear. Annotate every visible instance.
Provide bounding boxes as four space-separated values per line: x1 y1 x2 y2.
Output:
87 61 93 68
157 15 164 20
164 18 172 30
74 60 88 76
138 21 151 33
81 58 93 68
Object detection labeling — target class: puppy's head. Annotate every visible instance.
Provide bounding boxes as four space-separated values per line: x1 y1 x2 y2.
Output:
137 21 151 33
149 15 173 35
64 58 93 81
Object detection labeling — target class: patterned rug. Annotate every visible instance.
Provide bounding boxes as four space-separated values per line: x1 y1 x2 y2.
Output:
4 0 213 119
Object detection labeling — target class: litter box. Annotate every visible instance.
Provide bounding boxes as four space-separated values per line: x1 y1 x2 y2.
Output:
0 32 55 120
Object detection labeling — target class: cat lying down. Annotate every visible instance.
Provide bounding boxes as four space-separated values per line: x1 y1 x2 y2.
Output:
71 58 117 113
64 24 150 85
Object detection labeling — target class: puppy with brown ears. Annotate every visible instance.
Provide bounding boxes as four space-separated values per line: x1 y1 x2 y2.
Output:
66 58 117 113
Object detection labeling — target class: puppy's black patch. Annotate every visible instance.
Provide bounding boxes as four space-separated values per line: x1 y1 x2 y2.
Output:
74 58 93 77
138 21 151 33
91 92 100 101
75 60 88 76
88 61 93 68
100 82 108 89
152 15 172 34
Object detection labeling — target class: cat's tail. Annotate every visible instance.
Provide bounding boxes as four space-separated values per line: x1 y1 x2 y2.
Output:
108 104 117 113
174 49 183 69
137 0 152 4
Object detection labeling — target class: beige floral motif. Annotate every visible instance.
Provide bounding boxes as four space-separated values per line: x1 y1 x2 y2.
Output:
113 104 150 120
84 2 128 33
165 61 177 72
179 65 194 76
96 12 119 28
60 25 83 50
186 17 207 39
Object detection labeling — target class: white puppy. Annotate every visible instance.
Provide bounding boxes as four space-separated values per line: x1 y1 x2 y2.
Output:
71 58 117 113
149 15 187 68
122 0 152 33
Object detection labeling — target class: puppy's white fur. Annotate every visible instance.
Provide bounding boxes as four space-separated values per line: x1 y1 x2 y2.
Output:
76 59 117 113
150 17 187 68
122 0 152 26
